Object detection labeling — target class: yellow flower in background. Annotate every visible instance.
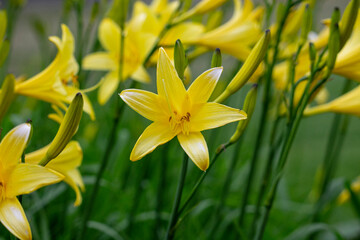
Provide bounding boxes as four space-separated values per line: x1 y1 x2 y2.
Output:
332 10 360 81
174 0 228 23
337 177 360 204
184 0 264 61
131 0 205 65
26 141 84 206
82 18 157 105
14 24 95 120
304 85 360 117
120 48 247 171
0 123 64 240
273 9 360 91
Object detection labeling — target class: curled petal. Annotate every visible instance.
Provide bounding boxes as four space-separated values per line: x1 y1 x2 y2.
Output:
177 132 209 171
0 198 31 240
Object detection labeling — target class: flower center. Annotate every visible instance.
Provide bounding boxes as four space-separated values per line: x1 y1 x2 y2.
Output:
169 111 191 135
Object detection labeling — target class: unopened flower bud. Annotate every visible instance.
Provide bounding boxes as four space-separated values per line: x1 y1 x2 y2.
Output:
40 93 84 166
326 23 340 75
211 48 222 68
300 4 312 46
309 42 316 63
339 0 359 49
229 84 258 144
0 74 15 123
174 39 188 81
215 30 270 103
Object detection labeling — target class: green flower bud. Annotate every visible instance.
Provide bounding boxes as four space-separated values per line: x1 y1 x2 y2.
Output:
211 48 222 68
300 4 312 46
229 84 258 144
215 30 270 103
174 39 188 81
309 42 316 63
0 74 15 123
339 0 359 49
40 93 84 166
326 23 340 75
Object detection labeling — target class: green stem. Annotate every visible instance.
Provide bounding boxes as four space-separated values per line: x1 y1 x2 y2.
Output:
165 154 188 240
208 139 243 238
238 0 293 227
77 0 129 238
177 143 230 217
249 116 283 237
153 146 169 239
254 53 332 240
311 80 352 222
127 158 151 234
319 80 352 196
75 0 84 75
77 97 126 240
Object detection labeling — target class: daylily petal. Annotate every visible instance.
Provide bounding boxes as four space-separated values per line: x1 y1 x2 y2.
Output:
82 52 117 71
0 198 31 240
130 122 176 161
156 48 187 112
98 71 119 105
131 66 151 83
99 18 120 52
177 132 209 171
120 89 167 122
26 141 82 172
0 123 31 171
190 102 247 132
25 141 84 206
6 164 63 197
63 169 84 206
187 67 223 104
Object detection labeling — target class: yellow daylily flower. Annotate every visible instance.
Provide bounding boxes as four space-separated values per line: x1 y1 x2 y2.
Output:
0 123 64 240
184 0 264 61
120 48 247 171
304 85 360 117
14 24 95 120
25 141 84 206
82 18 157 105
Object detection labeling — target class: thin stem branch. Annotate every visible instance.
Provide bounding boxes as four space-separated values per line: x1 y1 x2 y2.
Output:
238 0 293 228
165 154 188 240
77 0 129 238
